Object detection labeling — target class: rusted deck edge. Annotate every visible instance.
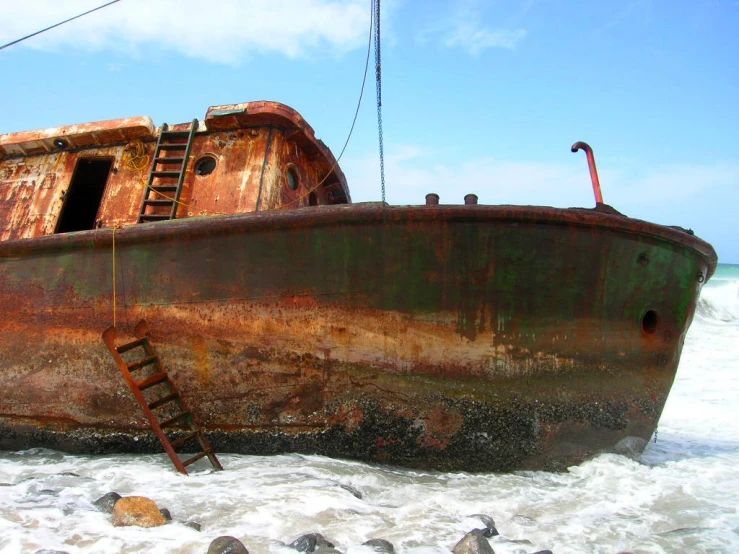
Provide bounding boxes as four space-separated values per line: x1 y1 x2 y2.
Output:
0 204 717 278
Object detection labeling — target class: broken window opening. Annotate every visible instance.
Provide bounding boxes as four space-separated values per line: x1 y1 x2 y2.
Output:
55 158 113 234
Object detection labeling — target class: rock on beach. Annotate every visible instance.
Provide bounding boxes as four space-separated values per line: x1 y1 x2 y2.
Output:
207 536 249 554
452 529 495 554
111 496 167 528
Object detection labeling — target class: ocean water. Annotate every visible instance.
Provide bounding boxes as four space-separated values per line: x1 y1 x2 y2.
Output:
1 265 737 554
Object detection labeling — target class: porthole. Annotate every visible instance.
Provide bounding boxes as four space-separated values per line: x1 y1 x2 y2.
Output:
195 156 217 176
642 310 659 335
286 165 300 191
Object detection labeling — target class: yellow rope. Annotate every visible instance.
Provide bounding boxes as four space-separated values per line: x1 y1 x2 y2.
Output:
122 140 150 173
112 226 118 327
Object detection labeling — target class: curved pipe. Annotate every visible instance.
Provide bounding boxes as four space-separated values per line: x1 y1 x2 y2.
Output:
571 141 604 205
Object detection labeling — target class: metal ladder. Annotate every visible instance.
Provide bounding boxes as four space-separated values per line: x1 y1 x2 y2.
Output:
138 119 198 223
102 320 223 474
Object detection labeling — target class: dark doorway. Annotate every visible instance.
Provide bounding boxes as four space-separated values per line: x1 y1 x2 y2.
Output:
56 158 113 234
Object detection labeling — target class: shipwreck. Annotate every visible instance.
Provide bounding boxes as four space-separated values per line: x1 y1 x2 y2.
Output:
0 101 717 472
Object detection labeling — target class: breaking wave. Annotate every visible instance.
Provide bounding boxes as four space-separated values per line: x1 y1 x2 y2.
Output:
697 279 739 323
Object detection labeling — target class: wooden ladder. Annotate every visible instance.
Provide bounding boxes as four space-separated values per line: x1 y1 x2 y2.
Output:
138 119 198 223
102 320 223 474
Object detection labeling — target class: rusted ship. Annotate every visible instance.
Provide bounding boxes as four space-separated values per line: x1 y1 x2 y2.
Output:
0 101 717 472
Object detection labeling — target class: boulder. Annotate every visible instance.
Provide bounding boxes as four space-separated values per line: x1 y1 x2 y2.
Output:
289 533 335 553
207 536 249 554
93 492 122 514
314 548 342 554
160 508 172 521
452 529 494 554
112 496 167 528
34 550 70 554
363 539 394 554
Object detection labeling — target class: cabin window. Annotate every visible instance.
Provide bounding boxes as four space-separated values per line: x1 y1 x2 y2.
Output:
286 165 300 190
195 155 217 176
55 158 113 234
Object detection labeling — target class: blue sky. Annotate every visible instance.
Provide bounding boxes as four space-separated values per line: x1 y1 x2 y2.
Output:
1 0 737 262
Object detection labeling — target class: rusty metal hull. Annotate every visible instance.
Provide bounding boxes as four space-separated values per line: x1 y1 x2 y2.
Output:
0 204 716 472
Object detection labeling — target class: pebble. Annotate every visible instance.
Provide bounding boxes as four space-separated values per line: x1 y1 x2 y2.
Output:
185 520 202 531
363 538 394 554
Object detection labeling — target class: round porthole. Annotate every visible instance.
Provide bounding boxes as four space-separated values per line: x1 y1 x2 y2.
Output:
286 165 300 191
195 156 217 176
642 310 659 335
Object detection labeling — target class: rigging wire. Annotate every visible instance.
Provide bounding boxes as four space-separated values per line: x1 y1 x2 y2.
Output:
330 0 375 169
0 0 123 52
280 0 375 208
2 0 389 204
373 0 386 205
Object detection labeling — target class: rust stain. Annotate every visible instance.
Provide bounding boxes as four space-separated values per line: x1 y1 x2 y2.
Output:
0 101 351 241
190 335 210 386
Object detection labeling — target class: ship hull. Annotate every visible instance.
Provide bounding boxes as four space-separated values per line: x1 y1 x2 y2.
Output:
0 204 716 471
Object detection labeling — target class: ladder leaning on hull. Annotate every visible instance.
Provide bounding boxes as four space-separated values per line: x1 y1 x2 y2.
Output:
102 320 223 474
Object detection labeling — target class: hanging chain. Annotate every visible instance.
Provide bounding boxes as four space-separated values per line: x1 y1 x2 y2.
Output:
373 0 386 205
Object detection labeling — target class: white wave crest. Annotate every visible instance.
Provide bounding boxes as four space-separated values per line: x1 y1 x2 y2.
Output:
697 280 739 323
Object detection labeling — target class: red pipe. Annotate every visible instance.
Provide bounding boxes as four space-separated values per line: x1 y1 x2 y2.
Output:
571 141 604 205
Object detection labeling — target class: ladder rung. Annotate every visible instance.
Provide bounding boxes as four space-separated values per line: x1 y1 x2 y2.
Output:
160 411 190 428
116 338 148 354
170 431 199 449
103 317 223 475
161 131 190 138
148 392 179 410
127 355 158 371
143 199 175 206
139 214 171 222
150 185 178 192
158 144 187 151
182 451 209 467
151 171 181 178
154 157 185 164
136 372 168 390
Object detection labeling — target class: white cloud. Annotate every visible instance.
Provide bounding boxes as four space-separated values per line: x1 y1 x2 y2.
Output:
342 146 739 222
0 0 370 63
444 27 527 54
343 146 592 207
416 1 527 54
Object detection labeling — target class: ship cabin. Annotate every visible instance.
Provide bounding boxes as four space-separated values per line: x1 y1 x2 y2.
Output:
0 101 351 242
